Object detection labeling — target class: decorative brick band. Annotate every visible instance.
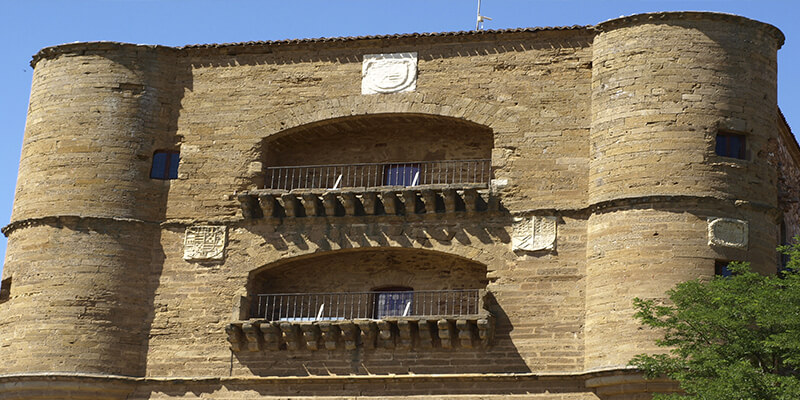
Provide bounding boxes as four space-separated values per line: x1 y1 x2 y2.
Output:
0 369 677 398
1 215 157 237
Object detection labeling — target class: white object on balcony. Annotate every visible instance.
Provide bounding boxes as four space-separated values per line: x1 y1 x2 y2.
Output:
316 303 325 320
411 171 420 186
332 174 343 190
403 301 412 317
362 52 418 94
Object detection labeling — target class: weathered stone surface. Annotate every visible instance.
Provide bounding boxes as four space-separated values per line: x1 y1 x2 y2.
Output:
708 217 749 249
183 225 227 261
362 52 418 95
512 215 557 252
0 11 791 400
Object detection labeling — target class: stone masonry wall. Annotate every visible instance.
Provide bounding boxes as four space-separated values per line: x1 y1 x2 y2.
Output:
0 44 179 376
585 13 783 370
777 115 800 240
139 29 595 379
0 11 790 400
163 29 594 221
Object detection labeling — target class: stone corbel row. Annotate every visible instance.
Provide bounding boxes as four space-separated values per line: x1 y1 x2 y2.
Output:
236 185 498 219
226 316 494 352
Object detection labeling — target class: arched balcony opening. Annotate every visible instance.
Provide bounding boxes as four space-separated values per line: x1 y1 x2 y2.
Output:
238 114 496 219
261 113 493 191
248 247 488 320
228 248 495 352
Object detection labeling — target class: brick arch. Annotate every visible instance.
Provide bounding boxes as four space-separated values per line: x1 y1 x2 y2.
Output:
248 246 492 278
242 93 520 146
246 247 490 318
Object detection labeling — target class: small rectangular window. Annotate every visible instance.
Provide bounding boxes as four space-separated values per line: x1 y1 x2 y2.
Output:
715 260 734 277
374 291 414 318
0 277 11 303
384 164 420 186
150 150 180 180
715 131 746 159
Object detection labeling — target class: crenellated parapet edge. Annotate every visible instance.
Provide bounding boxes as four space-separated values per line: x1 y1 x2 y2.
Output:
595 11 784 48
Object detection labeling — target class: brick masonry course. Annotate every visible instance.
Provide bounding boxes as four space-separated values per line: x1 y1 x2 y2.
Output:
0 11 795 400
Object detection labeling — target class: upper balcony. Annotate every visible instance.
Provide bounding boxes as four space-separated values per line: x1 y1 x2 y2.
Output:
265 159 490 191
238 113 497 221
238 159 496 219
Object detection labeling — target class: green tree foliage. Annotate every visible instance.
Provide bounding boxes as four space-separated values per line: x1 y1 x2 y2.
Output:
630 242 800 400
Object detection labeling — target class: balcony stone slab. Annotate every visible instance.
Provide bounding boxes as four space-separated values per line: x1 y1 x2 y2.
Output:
226 315 494 352
236 184 497 220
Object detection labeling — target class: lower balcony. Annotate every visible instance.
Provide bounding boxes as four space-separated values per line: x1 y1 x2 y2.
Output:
226 289 494 352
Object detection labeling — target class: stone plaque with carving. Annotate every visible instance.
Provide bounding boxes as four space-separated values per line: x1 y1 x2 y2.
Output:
512 216 557 252
707 218 748 249
184 225 227 261
362 52 417 94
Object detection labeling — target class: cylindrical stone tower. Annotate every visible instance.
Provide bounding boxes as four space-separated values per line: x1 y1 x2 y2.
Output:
0 43 177 376
586 12 784 370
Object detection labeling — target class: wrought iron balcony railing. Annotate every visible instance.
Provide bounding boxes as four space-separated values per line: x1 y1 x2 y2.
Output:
265 159 491 191
253 289 482 321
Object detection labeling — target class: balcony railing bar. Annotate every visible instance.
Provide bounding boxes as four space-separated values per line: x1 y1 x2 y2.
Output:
264 159 490 191
254 289 481 321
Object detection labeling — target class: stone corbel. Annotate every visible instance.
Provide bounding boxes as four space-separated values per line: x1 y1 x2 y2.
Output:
437 319 455 349
397 320 415 350
477 317 495 347
341 192 358 216
417 320 436 349
258 193 276 218
402 190 418 214
225 324 245 352
300 324 321 351
362 192 379 215
279 322 302 351
381 191 401 215
237 193 260 219
242 321 263 352
377 320 395 348
281 194 302 217
443 189 458 213
260 322 282 351
356 320 378 348
322 192 339 217
421 189 438 214
463 189 479 214
318 322 341 350
456 319 474 349
302 193 322 217
338 321 359 350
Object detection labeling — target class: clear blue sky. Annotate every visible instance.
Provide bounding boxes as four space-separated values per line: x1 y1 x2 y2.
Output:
1 1 798 276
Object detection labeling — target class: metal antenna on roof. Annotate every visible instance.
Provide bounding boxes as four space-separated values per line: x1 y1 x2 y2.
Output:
476 0 492 30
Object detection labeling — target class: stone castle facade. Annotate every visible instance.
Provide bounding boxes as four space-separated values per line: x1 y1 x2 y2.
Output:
0 11 798 400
